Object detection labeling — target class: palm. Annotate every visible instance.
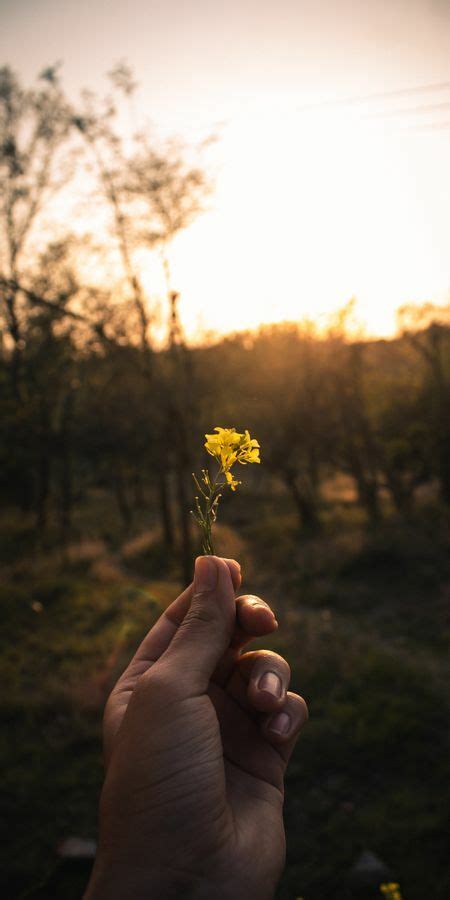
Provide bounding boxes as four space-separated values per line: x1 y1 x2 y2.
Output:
104 605 286 870
107 662 286 790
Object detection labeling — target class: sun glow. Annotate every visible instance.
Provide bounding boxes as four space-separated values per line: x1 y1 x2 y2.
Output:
2 0 450 342
167 102 450 341
31 94 450 346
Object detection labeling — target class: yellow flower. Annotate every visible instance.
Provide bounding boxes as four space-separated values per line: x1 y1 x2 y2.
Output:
205 427 241 455
380 884 403 900
225 470 241 491
204 427 261 470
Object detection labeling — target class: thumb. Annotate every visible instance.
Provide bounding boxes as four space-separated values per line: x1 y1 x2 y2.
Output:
160 555 236 693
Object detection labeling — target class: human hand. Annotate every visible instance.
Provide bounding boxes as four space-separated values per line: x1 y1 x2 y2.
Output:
85 556 308 900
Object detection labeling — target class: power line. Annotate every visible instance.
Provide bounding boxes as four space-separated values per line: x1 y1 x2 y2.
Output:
365 100 450 119
407 120 450 132
297 80 450 112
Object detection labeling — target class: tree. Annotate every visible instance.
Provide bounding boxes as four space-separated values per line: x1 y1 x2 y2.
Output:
398 303 450 505
73 69 211 575
330 340 383 525
0 64 72 399
259 328 329 532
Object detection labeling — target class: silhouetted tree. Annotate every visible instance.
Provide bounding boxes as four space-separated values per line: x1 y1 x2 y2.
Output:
398 304 450 506
0 64 72 399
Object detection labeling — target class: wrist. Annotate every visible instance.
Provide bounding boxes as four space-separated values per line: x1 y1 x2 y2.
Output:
85 858 185 900
84 857 233 900
85 856 276 900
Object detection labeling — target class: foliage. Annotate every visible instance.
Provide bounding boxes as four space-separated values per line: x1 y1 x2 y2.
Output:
1 510 449 898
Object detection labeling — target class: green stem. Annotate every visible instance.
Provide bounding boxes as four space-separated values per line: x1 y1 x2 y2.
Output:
192 464 227 555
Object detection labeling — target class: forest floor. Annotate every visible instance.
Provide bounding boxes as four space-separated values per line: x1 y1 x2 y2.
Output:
1 486 449 899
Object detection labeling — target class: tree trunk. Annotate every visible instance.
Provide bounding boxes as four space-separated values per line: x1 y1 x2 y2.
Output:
439 442 450 506
113 471 133 531
36 449 51 534
355 474 381 525
59 393 74 546
36 403 52 534
158 470 175 550
385 471 414 518
175 460 193 584
437 395 450 506
284 472 321 533
347 450 382 525
132 468 145 509
5 288 23 402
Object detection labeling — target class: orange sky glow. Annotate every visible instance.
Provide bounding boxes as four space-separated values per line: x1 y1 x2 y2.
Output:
1 0 450 341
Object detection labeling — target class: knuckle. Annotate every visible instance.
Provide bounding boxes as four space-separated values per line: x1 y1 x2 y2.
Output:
183 601 217 627
102 692 115 726
238 593 270 608
259 650 291 679
137 665 177 701
299 696 309 720
289 693 309 722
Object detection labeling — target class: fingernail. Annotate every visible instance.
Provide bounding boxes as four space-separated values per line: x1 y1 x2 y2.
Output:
268 711 291 735
258 671 282 697
195 556 218 591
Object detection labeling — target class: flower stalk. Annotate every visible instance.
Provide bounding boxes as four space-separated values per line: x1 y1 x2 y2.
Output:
191 427 261 555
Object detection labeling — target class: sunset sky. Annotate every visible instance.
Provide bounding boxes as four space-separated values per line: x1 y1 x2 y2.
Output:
1 0 450 339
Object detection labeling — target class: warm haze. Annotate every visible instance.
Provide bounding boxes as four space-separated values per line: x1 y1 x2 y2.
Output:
2 6 450 899
1 0 450 339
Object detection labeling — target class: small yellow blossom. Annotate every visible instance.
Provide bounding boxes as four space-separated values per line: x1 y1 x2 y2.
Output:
380 883 403 900
225 470 241 491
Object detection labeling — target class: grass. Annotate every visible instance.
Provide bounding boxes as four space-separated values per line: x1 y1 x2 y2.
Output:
1 492 449 898
0 565 168 899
